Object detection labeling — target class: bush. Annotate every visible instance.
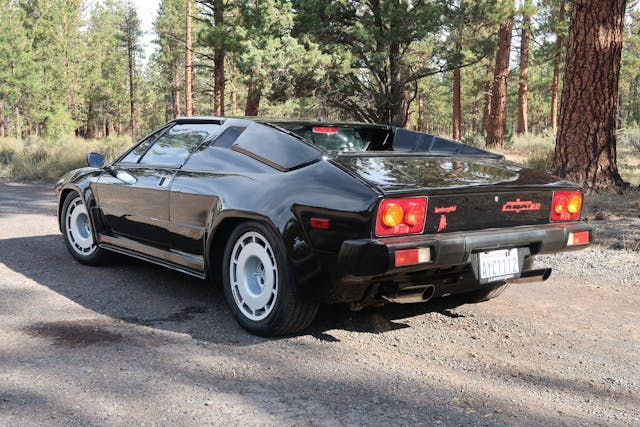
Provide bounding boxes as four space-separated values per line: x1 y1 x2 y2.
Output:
621 128 640 153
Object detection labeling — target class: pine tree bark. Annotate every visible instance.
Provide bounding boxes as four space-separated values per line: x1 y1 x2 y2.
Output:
517 6 530 135
245 78 261 116
550 0 565 132
452 34 462 140
486 15 514 147
0 102 5 138
213 0 225 116
482 78 492 136
185 0 193 117
173 66 181 118
553 0 625 190
127 34 135 138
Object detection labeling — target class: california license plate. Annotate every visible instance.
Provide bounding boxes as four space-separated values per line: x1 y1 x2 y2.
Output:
479 249 520 282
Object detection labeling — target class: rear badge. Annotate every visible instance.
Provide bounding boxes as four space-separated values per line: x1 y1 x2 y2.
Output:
502 198 541 213
434 205 457 214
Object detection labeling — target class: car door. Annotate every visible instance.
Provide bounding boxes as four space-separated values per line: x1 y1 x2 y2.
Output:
96 122 219 249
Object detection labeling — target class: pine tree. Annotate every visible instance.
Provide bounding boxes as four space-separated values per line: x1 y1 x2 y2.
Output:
553 0 626 189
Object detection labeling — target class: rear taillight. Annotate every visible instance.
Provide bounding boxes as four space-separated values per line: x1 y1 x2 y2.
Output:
312 126 338 134
550 191 582 221
375 197 427 236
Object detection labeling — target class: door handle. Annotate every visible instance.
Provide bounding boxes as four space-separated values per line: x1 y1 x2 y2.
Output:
158 176 171 187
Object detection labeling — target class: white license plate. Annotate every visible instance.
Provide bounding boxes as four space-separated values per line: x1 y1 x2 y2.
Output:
479 249 520 282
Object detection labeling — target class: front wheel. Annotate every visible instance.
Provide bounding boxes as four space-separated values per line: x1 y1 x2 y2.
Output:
61 193 109 265
222 222 319 337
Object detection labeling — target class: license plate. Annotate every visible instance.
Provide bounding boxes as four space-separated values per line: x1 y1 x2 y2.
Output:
479 249 520 282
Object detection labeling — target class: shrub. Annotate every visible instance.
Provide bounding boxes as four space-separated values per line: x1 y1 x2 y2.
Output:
621 128 640 153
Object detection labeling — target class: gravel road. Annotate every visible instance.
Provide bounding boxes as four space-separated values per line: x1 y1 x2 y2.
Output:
1 181 638 426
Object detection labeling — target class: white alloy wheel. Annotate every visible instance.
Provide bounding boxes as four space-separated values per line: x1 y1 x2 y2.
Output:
229 231 278 321
65 197 97 256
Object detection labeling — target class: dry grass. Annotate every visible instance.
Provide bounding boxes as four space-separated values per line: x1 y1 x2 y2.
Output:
618 129 640 186
498 131 640 186
498 132 556 173
0 136 132 181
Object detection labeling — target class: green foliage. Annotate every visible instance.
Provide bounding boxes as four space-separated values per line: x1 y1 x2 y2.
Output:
292 0 493 126
45 105 76 139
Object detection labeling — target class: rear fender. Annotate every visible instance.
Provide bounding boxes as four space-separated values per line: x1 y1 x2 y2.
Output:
205 210 322 294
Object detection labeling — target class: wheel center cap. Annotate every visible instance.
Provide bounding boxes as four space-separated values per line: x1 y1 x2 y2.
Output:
254 264 265 288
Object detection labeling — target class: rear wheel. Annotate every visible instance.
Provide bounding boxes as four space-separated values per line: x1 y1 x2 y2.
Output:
222 222 319 337
458 282 509 303
61 193 108 265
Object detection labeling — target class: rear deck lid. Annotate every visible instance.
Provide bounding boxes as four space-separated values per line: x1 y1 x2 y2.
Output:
332 154 566 194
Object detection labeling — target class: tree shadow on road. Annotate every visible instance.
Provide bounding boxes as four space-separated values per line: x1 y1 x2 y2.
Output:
1 234 469 345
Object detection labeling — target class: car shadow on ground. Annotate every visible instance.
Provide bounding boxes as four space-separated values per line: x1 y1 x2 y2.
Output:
1 234 469 344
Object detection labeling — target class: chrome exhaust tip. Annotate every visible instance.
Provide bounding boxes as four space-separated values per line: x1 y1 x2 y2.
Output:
508 268 552 284
382 284 435 304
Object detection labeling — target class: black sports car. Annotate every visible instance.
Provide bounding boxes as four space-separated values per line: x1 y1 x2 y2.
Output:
56 117 594 336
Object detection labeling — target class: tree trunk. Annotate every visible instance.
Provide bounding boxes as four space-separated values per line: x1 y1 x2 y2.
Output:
213 0 225 116
550 0 565 132
486 14 514 147
0 102 5 138
417 91 423 132
553 0 625 190
245 78 261 116
483 78 492 136
517 5 530 135
231 82 238 115
173 66 181 118
185 0 193 116
128 34 135 138
452 35 462 140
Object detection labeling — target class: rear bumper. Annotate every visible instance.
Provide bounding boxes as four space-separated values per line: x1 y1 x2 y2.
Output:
337 222 594 277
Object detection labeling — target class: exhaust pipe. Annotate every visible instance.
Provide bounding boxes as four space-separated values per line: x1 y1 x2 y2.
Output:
507 268 552 284
383 285 435 304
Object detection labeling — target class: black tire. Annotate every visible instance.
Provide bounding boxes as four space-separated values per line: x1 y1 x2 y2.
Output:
458 281 509 303
61 193 109 265
221 221 319 337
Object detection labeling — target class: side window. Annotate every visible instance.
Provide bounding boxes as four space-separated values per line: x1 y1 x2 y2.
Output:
139 123 220 166
213 126 246 148
119 130 165 163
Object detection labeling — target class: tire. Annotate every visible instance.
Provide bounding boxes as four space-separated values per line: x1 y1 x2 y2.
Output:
61 193 109 265
222 221 319 337
458 281 509 303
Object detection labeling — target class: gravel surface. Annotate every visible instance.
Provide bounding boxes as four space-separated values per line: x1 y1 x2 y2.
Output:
1 181 638 426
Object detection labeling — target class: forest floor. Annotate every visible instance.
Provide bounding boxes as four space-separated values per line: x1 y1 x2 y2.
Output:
0 181 638 426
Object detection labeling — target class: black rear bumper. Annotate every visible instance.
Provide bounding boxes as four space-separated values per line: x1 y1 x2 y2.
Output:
337 222 594 277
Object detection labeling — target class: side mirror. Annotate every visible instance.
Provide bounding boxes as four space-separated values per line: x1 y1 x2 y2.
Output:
87 152 106 168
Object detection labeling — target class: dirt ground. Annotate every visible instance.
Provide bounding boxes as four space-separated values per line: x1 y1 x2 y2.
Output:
0 181 638 426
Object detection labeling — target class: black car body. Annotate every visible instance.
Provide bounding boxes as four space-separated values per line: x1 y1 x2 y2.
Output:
56 117 594 336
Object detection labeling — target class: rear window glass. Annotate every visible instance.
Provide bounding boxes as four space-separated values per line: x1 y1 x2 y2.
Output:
281 125 391 152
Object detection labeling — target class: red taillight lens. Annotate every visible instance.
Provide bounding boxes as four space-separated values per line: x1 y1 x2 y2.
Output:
312 126 338 134
376 197 427 236
550 191 582 221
